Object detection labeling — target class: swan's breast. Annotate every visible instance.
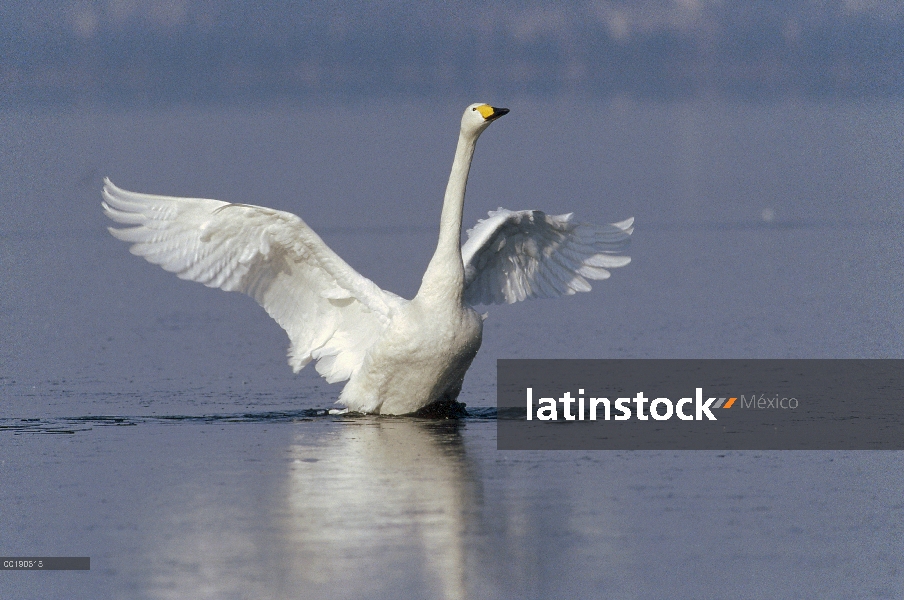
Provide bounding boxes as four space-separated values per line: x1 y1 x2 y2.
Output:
352 301 483 414
381 300 481 362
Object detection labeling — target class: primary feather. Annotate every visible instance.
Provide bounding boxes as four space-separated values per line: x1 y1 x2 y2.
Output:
104 104 632 415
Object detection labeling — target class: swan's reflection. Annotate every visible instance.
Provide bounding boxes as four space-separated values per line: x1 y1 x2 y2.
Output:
129 416 645 599
280 417 477 599
134 418 478 600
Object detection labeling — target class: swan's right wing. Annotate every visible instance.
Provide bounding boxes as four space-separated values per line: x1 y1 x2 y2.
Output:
461 208 633 306
102 178 402 382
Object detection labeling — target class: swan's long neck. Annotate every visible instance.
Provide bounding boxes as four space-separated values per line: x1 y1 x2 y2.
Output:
416 128 479 304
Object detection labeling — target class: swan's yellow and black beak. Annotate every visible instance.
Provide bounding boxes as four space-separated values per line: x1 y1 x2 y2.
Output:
476 104 510 122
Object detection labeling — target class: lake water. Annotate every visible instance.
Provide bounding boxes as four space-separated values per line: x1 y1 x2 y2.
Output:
1 99 903 598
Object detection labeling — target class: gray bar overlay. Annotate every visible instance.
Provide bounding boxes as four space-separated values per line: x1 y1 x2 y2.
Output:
498 359 904 450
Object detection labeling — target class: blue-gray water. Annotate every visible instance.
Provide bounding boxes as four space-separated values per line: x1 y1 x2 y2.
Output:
2 99 903 598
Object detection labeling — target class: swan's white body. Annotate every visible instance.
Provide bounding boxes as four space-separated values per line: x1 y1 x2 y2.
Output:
103 104 633 415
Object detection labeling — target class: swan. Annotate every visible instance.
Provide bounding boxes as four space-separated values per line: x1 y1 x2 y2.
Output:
102 103 633 415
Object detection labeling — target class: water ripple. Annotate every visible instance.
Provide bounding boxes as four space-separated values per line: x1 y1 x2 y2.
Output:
0 406 502 434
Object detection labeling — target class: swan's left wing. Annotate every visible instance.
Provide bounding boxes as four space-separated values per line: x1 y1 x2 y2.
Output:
102 178 402 383
461 208 633 306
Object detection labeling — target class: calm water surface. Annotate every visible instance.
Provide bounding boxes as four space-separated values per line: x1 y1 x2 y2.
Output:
1 99 903 598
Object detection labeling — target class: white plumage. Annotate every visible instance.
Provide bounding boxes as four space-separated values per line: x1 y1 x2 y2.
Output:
103 103 633 415
462 208 633 306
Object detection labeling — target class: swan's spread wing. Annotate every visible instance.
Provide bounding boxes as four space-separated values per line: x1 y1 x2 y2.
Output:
461 208 633 306
102 178 402 382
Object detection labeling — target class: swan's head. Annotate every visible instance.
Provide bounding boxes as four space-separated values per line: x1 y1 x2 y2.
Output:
462 103 509 136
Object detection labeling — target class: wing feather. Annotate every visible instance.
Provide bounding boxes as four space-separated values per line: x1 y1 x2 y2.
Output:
462 208 633 306
102 178 402 381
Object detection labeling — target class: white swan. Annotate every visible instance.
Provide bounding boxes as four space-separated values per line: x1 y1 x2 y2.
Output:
103 103 633 415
